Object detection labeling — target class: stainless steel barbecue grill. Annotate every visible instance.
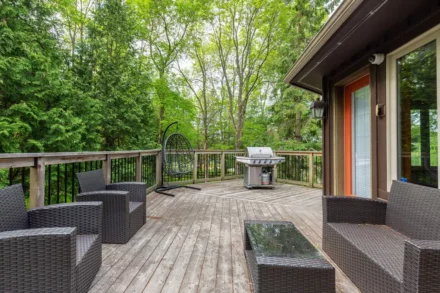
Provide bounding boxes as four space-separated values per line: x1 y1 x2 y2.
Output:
236 147 285 189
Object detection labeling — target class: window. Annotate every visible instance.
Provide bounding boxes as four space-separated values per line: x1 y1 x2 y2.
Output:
387 25 440 189
397 41 437 187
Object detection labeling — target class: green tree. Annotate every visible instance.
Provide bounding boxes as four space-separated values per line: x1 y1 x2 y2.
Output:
210 0 285 149
0 0 93 152
265 0 335 150
85 0 157 150
132 0 208 142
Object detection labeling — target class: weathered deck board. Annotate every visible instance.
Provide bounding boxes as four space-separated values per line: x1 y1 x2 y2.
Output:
178 196 218 293
197 196 223 293
90 179 360 293
125 194 203 293
160 196 215 293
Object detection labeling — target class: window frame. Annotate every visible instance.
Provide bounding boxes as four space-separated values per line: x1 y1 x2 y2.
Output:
386 24 440 190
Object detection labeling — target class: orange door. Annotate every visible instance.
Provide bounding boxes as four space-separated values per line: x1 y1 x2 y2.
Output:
344 75 370 196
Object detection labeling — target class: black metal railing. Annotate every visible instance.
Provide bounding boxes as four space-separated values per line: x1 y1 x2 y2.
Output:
141 155 156 187
111 157 136 183
197 153 221 179
274 151 322 188
224 152 244 176
46 161 102 205
277 154 309 182
313 155 323 186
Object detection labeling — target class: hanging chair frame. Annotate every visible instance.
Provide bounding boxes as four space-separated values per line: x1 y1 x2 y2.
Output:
156 121 201 197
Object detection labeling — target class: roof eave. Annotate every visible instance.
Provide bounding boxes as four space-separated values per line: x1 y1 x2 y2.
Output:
283 0 363 86
290 81 323 95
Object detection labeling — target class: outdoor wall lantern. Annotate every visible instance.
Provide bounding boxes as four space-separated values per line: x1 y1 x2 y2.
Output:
310 99 327 119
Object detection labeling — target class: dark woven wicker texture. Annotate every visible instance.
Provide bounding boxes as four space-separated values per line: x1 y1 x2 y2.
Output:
244 220 335 293
387 181 440 240
76 169 106 192
323 181 440 293
0 184 102 293
107 182 147 203
76 234 101 293
322 195 387 225
29 202 102 235
403 239 440 293
0 184 29 232
76 169 147 244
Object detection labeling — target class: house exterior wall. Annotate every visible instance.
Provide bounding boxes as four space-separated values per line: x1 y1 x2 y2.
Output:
322 16 440 199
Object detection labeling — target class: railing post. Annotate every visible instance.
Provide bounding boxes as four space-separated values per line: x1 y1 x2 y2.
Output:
309 153 314 187
30 157 45 208
136 153 142 182
156 151 162 187
193 151 198 184
273 152 278 183
220 151 225 180
203 154 209 183
102 154 111 184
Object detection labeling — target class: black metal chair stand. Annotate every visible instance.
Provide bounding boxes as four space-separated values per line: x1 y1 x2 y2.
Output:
156 122 201 197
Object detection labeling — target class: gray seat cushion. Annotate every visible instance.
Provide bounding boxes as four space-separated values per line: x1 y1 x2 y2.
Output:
129 202 143 214
76 234 99 264
328 223 408 282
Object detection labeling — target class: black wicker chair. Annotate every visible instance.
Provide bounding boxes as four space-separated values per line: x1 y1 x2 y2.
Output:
76 169 146 244
323 180 440 293
0 184 102 293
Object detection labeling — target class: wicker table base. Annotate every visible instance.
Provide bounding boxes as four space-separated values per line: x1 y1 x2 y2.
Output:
244 220 335 293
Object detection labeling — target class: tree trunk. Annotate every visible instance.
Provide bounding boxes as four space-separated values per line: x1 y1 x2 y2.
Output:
295 110 302 142
235 119 243 149
203 115 208 150
158 104 164 143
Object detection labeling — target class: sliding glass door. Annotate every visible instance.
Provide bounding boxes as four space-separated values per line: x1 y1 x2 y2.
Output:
344 75 371 198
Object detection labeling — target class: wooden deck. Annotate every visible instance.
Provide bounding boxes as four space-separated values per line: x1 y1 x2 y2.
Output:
90 180 360 293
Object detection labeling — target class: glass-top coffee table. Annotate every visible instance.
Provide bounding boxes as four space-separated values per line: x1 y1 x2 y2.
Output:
244 220 335 293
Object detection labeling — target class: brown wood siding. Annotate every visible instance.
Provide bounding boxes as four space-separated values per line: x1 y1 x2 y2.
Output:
333 86 345 195
376 62 388 200
323 76 333 195
370 65 378 199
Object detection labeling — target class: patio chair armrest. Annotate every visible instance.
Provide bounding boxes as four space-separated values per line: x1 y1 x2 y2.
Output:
28 202 102 235
77 191 130 243
0 228 77 292
106 182 147 202
323 196 387 225
76 190 129 206
76 190 130 217
403 239 440 292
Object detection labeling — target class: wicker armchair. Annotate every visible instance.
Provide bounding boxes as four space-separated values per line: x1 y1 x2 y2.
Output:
323 180 440 293
0 184 102 293
76 169 146 244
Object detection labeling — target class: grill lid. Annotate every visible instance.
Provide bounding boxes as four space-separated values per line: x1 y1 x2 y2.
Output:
247 147 274 158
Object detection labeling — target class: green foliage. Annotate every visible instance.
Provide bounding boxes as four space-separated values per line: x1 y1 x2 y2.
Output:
86 0 157 149
0 0 339 155
0 0 92 152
